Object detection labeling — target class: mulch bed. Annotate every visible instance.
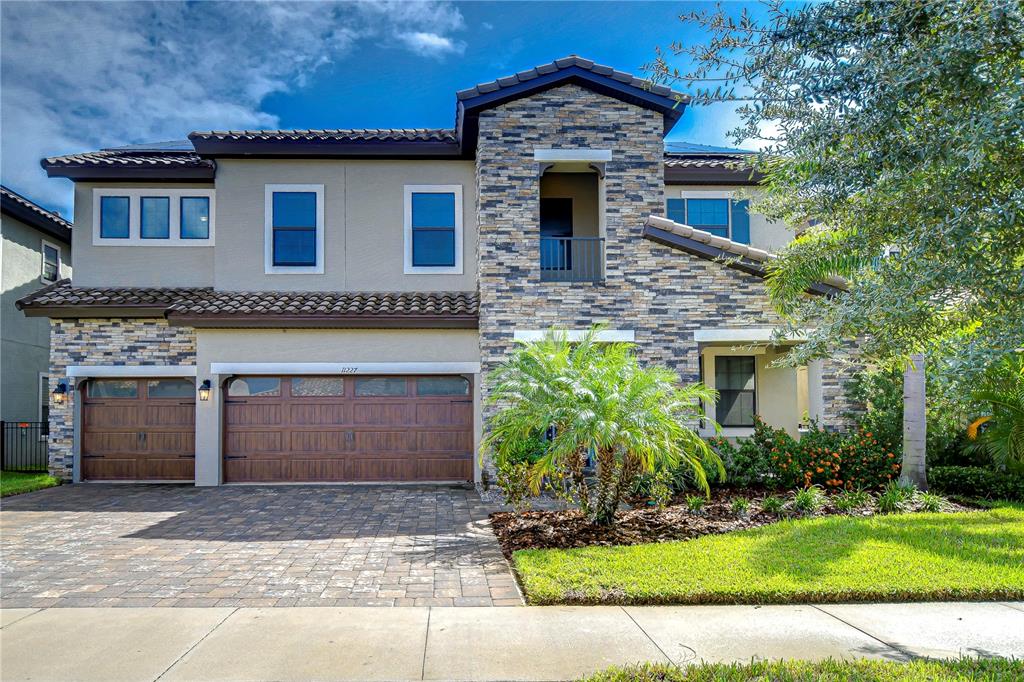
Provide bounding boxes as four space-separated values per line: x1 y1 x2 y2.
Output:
489 488 976 557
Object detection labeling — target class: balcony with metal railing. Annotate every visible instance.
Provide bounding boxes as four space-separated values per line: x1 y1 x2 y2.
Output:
539 236 605 283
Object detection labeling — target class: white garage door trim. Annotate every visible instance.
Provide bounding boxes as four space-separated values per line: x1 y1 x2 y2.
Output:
67 365 197 378
210 362 481 375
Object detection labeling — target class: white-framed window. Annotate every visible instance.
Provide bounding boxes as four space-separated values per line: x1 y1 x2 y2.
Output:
404 184 463 275
92 188 215 245
40 239 61 283
264 184 325 275
665 189 750 244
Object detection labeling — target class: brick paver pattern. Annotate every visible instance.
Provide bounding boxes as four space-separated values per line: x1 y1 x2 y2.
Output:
0 484 521 607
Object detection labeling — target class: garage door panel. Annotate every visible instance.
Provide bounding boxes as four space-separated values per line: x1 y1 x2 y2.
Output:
147 432 195 454
145 404 194 427
226 431 282 454
353 403 410 425
138 458 195 480
348 458 412 481
83 457 136 480
286 458 347 481
416 458 473 480
83 431 138 454
415 402 473 426
225 403 282 426
354 430 411 452
417 431 473 452
289 430 350 453
84 405 140 428
225 458 283 482
290 403 349 426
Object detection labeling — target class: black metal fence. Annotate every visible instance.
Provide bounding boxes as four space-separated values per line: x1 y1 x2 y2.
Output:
1 421 50 472
540 237 605 283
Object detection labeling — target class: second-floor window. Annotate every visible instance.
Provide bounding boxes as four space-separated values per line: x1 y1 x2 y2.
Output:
404 185 463 275
264 184 324 274
666 193 750 244
94 189 215 245
41 240 61 283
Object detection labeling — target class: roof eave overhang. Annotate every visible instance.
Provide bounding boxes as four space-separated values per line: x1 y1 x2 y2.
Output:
641 224 842 298
0 199 72 243
18 305 171 318
457 67 687 156
41 164 216 182
664 166 763 185
166 314 479 329
187 137 462 159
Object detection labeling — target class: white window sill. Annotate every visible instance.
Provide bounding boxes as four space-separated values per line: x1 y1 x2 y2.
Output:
265 265 324 275
404 265 463 275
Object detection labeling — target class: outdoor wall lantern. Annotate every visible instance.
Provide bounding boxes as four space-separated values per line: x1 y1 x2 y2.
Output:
198 380 212 402
52 381 68 406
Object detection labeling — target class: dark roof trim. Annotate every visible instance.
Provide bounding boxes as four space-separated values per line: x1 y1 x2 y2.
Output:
166 314 478 329
19 305 169 318
41 164 216 182
458 66 686 156
188 137 461 159
1 186 72 243
664 166 763 185
641 224 842 297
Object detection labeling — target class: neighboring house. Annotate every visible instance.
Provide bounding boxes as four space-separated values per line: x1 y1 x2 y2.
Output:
17 55 856 485
1 186 72 426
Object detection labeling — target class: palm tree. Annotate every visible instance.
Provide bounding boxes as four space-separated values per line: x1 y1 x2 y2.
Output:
484 328 722 526
969 353 1024 471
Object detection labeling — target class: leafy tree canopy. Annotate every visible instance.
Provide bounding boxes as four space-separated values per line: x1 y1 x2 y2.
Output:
650 0 1024 377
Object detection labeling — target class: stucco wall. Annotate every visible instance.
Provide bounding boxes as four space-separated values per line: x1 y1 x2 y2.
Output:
71 182 215 288
1 214 71 420
664 184 794 253
212 159 477 292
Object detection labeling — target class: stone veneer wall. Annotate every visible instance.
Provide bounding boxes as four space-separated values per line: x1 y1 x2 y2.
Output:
475 84 859 471
47 319 196 479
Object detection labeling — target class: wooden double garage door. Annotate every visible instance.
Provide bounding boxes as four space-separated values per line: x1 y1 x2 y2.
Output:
82 378 196 481
223 375 473 483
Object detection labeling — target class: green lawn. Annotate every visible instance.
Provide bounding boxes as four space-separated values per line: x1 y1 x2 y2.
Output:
514 507 1024 605
1 471 60 498
581 658 1024 682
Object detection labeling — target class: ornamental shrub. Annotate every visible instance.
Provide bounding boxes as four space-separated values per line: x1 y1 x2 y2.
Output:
929 466 1024 501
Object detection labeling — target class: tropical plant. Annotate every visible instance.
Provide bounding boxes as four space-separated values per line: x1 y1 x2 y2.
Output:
684 494 706 514
730 497 750 517
791 486 824 514
918 492 944 513
483 328 723 526
929 465 1024 502
760 494 784 515
834 488 871 514
969 354 1024 471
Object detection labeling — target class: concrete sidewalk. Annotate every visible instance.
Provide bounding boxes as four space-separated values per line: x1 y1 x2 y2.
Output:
2 602 1022 681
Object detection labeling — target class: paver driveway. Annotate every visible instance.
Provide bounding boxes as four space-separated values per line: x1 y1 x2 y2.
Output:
0 484 520 607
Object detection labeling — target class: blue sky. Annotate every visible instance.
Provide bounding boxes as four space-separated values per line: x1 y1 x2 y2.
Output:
1 1 766 216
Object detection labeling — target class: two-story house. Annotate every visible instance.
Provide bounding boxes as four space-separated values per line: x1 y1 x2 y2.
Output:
2 186 72 429
17 56 855 486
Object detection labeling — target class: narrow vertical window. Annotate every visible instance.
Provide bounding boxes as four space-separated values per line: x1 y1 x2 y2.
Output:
41 242 60 282
411 192 456 266
141 196 170 239
180 196 210 239
100 196 130 238
715 356 756 427
272 191 317 266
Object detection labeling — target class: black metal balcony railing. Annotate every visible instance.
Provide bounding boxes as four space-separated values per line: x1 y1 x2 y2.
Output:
540 237 605 283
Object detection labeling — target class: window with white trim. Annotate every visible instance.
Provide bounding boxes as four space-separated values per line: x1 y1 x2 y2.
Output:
40 240 61 283
264 184 324 274
404 185 463 275
93 188 215 245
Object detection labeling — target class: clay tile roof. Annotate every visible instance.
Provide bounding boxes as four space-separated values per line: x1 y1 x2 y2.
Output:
663 156 753 169
42 149 211 169
455 54 686 102
1 185 72 242
188 129 457 143
16 280 479 327
643 215 846 294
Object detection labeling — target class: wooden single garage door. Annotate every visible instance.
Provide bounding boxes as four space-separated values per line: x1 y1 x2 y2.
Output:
223 375 473 483
81 378 196 481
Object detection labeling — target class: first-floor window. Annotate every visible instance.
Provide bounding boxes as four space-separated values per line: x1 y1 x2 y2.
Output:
715 356 756 427
41 241 60 282
39 374 49 434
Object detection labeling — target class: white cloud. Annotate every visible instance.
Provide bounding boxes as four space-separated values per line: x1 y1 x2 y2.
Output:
0 1 466 214
395 31 465 57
